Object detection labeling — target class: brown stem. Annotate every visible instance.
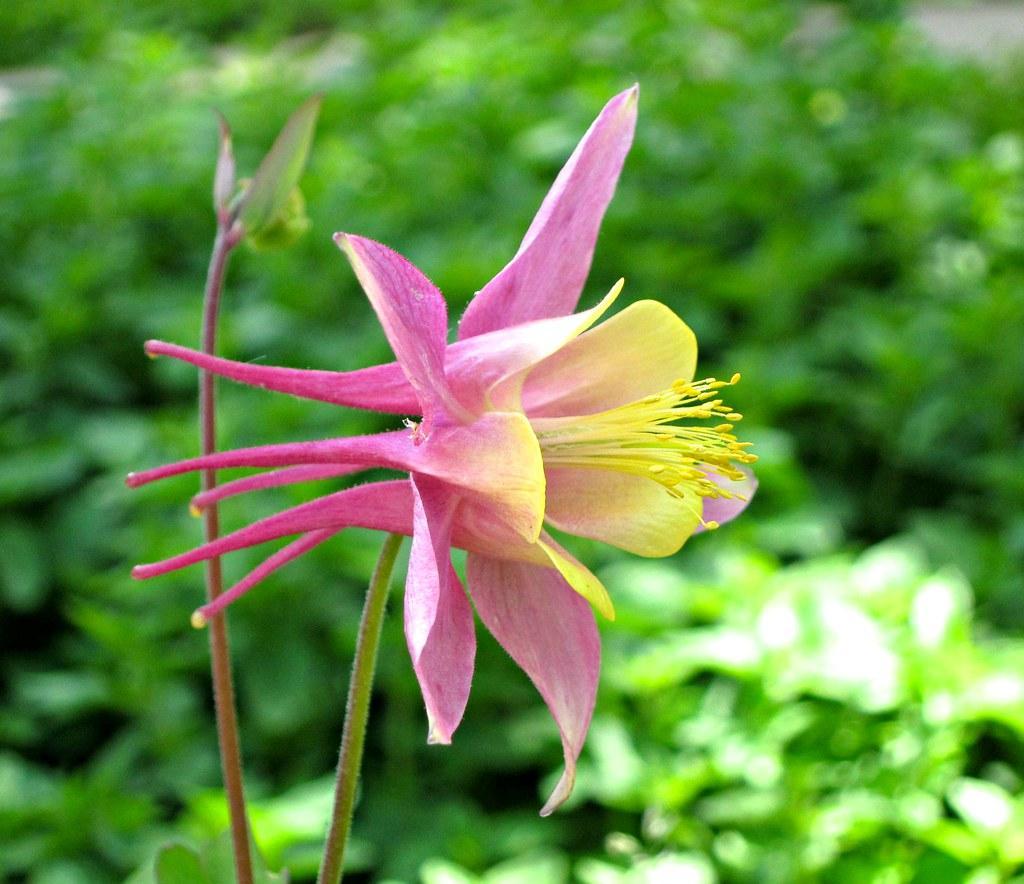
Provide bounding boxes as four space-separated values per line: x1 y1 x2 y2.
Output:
200 223 254 884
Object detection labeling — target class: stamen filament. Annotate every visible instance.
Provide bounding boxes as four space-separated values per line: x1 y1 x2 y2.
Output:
534 374 755 523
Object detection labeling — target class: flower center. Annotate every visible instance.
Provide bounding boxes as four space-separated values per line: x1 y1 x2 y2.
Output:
532 374 757 530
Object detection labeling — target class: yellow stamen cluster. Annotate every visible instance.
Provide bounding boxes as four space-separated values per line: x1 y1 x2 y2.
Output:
533 374 757 530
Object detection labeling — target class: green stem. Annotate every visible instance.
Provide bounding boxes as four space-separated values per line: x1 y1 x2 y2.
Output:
200 224 254 884
317 533 404 884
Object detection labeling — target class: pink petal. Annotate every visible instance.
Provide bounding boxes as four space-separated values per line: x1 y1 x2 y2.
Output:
467 553 600 816
696 467 758 533
458 86 638 339
521 300 697 418
190 463 366 512
144 340 419 414
335 234 470 428
544 467 701 558
406 476 475 744
452 495 551 565
132 480 414 579
195 528 340 622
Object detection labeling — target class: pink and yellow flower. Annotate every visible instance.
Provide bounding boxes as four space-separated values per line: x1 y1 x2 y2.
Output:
128 86 755 814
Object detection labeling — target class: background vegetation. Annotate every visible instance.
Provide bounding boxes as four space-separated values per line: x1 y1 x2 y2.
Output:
2 0 1024 881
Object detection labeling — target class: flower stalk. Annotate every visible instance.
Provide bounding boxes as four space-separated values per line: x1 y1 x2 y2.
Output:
199 220 254 884
318 533 404 884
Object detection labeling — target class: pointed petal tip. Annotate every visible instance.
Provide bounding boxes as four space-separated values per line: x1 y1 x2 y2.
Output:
426 723 453 746
599 277 625 314
539 767 576 817
610 84 639 113
333 231 368 256
334 232 365 260
602 85 639 113
215 109 231 137
332 232 354 257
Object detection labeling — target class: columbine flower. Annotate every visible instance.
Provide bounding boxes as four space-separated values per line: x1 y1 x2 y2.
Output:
128 86 756 815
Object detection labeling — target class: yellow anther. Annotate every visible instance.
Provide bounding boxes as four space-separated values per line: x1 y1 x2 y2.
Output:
730 372 741 384
533 370 754 506
190 610 208 629
189 504 202 518
705 520 720 530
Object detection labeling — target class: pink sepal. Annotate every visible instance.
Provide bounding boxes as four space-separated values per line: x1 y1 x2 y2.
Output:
467 553 600 816
406 476 474 744
459 86 638 339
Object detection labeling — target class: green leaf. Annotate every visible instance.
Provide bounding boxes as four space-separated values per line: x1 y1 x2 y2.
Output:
129 836 288 884
155 844 209 884
200 832 290 884
238 95 321 236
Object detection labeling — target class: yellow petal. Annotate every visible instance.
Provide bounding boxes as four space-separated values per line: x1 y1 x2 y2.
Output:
536 533 615 620
522 300 697 418
484 279 623 412
543 467 702 557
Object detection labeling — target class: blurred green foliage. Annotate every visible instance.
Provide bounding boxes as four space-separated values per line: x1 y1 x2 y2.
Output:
2 0 1024 881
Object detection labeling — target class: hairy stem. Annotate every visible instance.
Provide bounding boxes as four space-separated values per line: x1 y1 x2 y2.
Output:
201 224 254 884
318 533 404 884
